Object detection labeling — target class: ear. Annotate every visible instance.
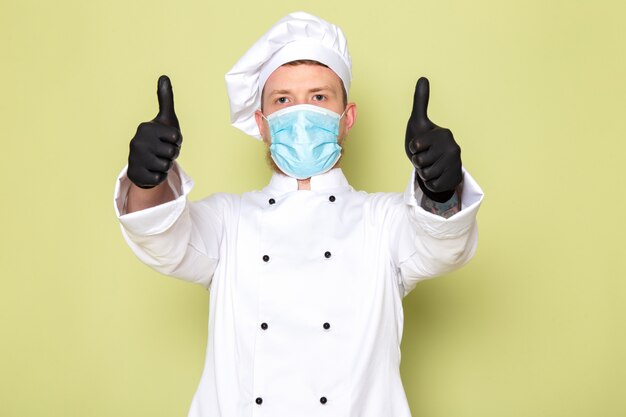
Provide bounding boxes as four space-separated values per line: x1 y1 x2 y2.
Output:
255 110 270 144
342 102 357 135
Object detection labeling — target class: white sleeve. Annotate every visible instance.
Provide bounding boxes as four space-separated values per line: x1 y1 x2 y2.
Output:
113 162 223 289
393 167 484 297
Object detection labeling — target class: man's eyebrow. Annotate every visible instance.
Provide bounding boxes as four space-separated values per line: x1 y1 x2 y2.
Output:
268 89 291 95
267 86 335 95
309 86 334 93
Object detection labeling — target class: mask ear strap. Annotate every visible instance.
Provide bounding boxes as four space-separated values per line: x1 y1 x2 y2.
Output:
339 108 347 119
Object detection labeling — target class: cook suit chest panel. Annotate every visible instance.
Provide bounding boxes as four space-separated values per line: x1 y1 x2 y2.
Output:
232 189 405 413
231 189 406 314
258 190 380 318
258 191 357 393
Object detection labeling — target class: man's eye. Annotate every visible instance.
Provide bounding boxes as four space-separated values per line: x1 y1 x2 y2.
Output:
313 94 326 101
276 97 289 104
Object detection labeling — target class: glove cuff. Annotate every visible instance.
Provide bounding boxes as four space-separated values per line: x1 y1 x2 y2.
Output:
415 174 455 203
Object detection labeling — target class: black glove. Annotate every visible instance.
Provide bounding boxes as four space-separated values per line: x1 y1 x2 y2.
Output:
405 77 462 203
127 75 182 189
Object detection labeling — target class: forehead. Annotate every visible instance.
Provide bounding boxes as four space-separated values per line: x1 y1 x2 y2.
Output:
263 64 344 93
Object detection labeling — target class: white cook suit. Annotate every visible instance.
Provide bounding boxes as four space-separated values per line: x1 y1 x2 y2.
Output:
114 163 483 417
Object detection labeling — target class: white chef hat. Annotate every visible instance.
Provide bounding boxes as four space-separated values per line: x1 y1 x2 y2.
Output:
225 11 352 139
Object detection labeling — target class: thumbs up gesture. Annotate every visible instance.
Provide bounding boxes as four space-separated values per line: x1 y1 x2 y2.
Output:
128 75 183 189
405 77 462 203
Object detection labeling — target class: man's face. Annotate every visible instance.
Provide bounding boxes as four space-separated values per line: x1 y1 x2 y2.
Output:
254 63 357 148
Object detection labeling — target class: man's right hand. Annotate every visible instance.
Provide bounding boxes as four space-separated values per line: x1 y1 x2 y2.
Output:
127 75 182 189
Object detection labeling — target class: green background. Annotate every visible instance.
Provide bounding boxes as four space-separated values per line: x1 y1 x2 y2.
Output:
2 0 625 415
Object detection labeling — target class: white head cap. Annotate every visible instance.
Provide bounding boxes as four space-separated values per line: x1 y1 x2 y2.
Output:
225 11 352 139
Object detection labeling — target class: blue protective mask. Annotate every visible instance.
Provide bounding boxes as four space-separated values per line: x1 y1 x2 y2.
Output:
263 104 345 180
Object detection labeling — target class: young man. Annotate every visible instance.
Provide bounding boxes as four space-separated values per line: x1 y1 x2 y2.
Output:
114 11 483 417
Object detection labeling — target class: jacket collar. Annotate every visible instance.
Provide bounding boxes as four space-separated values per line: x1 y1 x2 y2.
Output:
263 168 352 196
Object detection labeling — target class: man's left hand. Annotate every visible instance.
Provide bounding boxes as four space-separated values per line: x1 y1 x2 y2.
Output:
405 77 462 203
